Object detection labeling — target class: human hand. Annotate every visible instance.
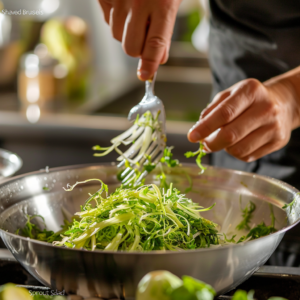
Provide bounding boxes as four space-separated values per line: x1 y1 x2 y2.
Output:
188 77 300 162
98 0 182 81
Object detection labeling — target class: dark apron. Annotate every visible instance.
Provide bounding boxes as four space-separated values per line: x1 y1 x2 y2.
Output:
208 0 300 266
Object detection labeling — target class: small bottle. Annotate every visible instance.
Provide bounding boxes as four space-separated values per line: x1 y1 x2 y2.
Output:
18 43 68 111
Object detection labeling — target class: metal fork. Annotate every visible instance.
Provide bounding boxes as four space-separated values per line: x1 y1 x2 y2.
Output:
128 73 166 132
117 73 166 185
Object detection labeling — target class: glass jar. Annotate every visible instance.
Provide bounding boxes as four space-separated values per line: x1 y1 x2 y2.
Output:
18 44 68 110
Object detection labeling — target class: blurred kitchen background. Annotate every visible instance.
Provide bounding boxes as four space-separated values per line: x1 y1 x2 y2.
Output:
0 0 212 176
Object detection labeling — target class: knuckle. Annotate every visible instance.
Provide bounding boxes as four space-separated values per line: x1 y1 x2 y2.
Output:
158 0 177 15
214 92 224 101
222 127 237 144
240 78 263 97
228 146 244 158
220 104 235 123
263 100 275 115
244 78 261 90
147 36 167 49
262 99 280 119
275 129 289 144
270 102 281 118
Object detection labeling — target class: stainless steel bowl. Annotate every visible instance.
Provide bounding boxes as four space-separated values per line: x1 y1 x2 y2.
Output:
0 148 22 180
0 163 299 299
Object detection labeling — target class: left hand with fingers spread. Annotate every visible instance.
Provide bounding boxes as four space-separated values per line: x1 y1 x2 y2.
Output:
188 67 300 162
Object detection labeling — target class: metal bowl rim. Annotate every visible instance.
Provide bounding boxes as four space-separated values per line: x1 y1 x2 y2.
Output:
0 162 299 255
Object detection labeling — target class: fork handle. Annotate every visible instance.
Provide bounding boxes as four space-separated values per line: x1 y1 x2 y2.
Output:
145 72 157 96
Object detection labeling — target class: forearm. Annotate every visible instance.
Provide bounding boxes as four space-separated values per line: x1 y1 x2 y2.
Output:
264 66 300 130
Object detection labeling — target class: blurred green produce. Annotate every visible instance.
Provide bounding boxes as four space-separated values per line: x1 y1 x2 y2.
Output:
41 17 91 101
136 271 215 300
0 284 66 300
136 271 288 300
0 273 288 300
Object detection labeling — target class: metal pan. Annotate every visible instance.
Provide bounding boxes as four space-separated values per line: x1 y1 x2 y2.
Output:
0 163 299 299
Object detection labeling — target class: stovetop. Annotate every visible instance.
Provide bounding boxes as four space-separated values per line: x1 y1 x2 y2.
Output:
1 249 300 300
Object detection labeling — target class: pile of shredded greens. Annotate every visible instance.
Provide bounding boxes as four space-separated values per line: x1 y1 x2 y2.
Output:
21 180 219 251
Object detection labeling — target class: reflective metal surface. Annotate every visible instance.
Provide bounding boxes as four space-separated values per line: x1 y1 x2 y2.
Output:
0 148 22 180
0 163 299 299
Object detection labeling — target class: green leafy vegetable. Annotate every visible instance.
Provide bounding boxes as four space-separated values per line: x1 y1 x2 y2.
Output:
236 201 277 243
236 200 256 231
136 271 215 300
93 111 167 187
232 290 254 300
136 271 182 300
21 181 218 251
19 214 70 244
269 203 275 228
136 271 288 300
185 143 207 174
231 290 287 300
282 192 300 212
245 222 277 240
237 222 277 243
160 147 180 168
170 276 215 300
223 233 237 243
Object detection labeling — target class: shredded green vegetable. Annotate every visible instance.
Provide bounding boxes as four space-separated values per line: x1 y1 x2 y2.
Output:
93 111 168 187
236 199 256 231
236 201 277 243
22 180 219 251
184 143 207 174
282 192 300 212
19 214 70 243
93 111 205 187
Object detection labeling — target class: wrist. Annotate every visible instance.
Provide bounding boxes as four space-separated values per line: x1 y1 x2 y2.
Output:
264 76 300 130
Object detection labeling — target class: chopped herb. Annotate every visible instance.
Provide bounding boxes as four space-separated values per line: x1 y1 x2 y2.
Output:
237 203 277 243
184 142 207 174
236 199 256 231
282 192 300 212
246 222 277 240
160 147 180 168
237 236 248 243
223 233 237 243
269 203 275 228
43 187 49 191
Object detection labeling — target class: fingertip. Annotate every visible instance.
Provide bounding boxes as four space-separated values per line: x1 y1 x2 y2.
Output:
137 69 150 81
